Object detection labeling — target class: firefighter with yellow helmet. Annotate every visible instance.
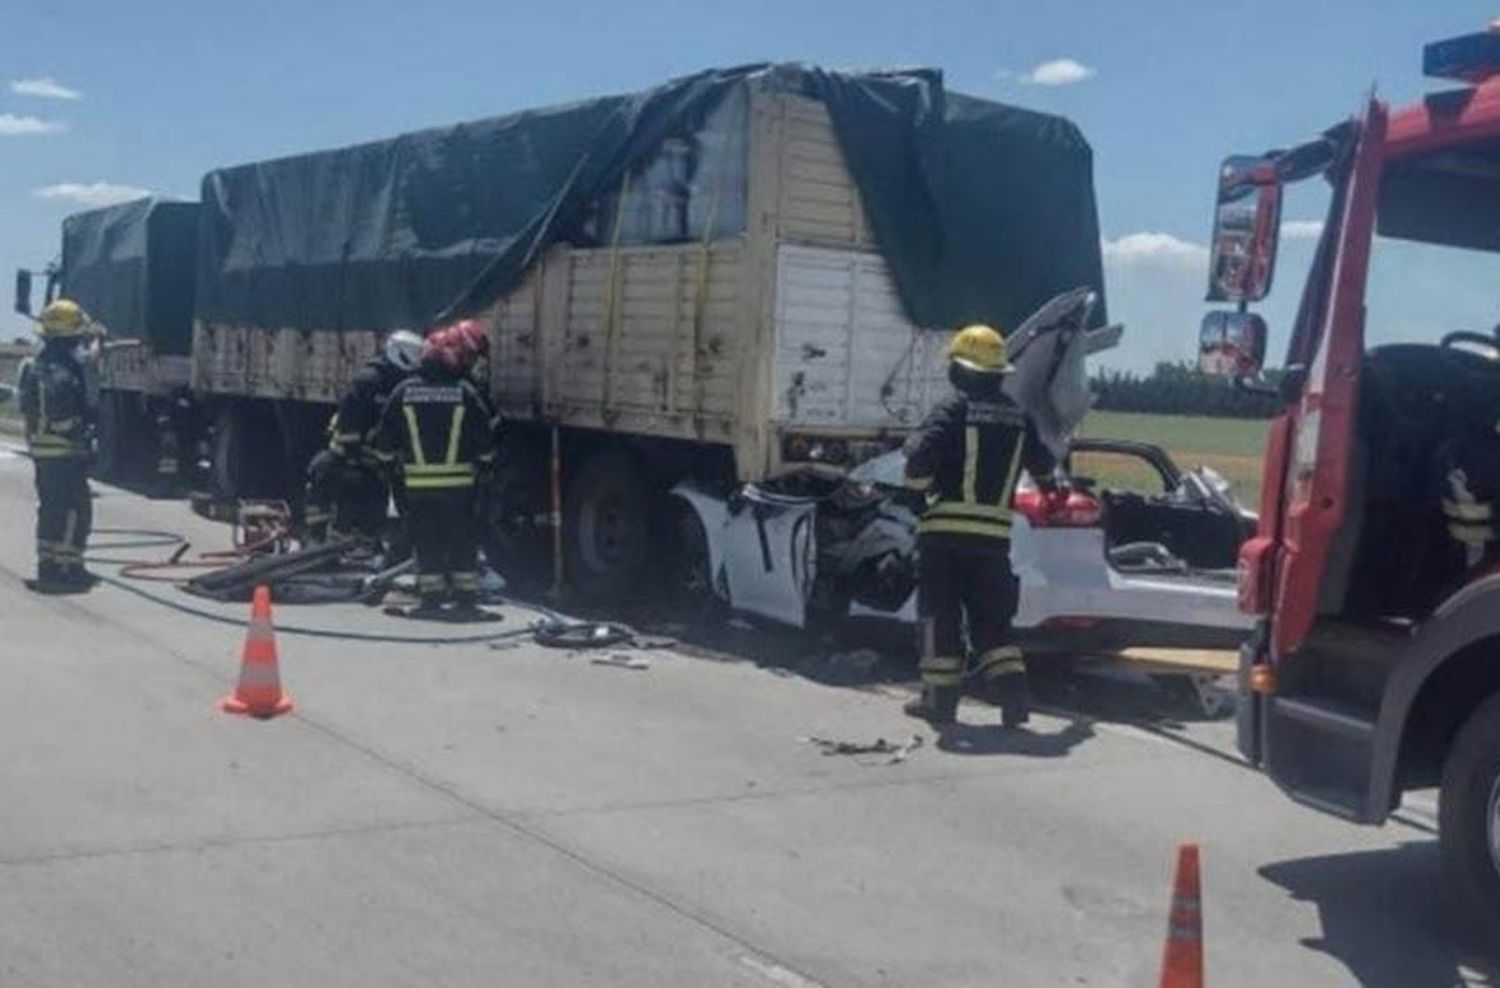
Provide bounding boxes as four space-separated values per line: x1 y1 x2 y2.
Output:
17 299 98 590
902 323 1056 727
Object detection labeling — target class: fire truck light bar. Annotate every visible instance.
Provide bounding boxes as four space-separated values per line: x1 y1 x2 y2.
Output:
1424 29 1500 84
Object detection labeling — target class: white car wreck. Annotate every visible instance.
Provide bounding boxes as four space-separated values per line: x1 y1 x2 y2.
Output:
668 288 1255 653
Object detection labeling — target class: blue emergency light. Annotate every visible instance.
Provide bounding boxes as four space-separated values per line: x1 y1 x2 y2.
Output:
1424 26 1500 83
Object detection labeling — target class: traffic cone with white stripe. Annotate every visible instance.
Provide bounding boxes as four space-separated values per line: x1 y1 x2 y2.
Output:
1159 842 1204 987
219 585 293 718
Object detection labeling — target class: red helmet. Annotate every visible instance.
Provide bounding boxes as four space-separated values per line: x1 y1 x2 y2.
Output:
448 319 489 362
421 327 465 374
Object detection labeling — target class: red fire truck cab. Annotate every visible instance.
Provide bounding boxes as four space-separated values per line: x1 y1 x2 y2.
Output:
1199 26 1500 934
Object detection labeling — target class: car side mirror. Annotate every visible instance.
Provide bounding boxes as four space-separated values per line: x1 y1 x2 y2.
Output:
14 269 32 316
1199 310 1268 379
1207 156 1282 303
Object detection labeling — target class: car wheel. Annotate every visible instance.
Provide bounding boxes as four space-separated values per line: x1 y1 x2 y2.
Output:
1439 691 1500 941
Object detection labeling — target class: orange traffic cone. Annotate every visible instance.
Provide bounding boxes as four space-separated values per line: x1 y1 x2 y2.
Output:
219 585 293 718
1159 842 1204 988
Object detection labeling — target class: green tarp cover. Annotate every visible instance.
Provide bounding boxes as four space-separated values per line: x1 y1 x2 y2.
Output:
197 64 1104 336
61 198 198 356
61 199 198 356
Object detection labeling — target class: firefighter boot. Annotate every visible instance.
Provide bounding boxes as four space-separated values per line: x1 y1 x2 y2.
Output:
34 559 64 589
988 671 1030 728
903 684 959 725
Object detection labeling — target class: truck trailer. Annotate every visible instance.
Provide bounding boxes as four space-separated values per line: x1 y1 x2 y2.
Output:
19 64 1106 598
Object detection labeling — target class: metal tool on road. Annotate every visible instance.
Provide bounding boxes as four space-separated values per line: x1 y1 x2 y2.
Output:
358 557 414 606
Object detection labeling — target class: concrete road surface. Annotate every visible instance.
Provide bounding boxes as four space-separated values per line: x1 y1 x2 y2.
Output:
0 441 1494 987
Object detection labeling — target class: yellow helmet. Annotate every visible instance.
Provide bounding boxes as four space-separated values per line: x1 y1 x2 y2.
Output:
947 323 1010 374
38 299 88 338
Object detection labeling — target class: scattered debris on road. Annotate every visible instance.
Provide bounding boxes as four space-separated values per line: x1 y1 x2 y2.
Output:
591 653 651 671
801 734 924 765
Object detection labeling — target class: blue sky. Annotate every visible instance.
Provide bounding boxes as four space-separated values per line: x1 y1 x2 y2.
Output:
3 0 1498 369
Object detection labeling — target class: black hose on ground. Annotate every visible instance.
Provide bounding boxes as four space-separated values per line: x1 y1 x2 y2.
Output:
84 527 571 646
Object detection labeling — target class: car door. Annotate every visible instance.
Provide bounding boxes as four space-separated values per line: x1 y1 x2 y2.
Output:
719 486 818 628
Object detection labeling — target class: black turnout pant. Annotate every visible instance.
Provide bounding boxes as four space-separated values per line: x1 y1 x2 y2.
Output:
916 537 1025 697
406 487 480 603
34 457 92 580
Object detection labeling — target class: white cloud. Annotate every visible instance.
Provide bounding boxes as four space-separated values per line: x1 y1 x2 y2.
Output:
33 182 152 207
0 113 66 136
1019 58 1096 87
1281 219 1323 239
10 76 81 100
1101 231 1208 266
1098 232 1211 373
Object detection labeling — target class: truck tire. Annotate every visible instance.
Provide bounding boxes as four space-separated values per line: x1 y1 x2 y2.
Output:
1439 691 1500 941
94 391 151 485
209 406 244 499
563 447 651 601
210 403 285 499
93 392 124 481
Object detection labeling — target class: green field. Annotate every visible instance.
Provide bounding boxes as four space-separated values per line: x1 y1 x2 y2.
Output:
1075 410 1269 508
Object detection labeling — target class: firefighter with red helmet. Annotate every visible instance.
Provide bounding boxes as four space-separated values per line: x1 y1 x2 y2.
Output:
902 324 1056 728
374 324 497 616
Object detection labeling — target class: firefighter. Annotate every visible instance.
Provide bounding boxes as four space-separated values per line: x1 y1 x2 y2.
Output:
374 327 497 616
902 323 1056 728
444 319 502 437
17 299 98 590
303 330 424 545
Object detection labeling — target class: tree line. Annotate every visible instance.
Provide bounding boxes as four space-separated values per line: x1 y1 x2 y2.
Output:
1089 362 1279 419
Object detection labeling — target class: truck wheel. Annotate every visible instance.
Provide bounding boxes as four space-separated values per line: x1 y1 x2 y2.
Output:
481 461 551 594
563 448 651 601
209 406 243 498
1439 691 1500 941
93 392 124 481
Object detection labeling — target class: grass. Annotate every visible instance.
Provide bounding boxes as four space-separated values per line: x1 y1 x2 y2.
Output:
1076 410 1269 509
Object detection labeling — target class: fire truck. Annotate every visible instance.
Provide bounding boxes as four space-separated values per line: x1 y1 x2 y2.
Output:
1199 25 1500 934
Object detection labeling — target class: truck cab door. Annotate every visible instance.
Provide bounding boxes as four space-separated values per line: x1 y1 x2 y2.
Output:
1271 98 1388 657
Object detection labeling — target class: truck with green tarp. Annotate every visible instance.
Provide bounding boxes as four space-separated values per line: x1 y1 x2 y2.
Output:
188 63 1107 596
17 64 1107 598
13 197 198 483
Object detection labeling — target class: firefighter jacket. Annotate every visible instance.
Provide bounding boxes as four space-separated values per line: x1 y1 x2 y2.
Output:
902 385 1054 548
373 367 496 492
17 343 94 460
328 359 409 463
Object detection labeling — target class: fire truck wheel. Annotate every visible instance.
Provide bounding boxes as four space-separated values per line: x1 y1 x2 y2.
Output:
1439 690 1500 941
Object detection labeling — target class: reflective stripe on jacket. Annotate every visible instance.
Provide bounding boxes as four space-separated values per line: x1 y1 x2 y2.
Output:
903 388 1053 544
19 349 92 459
374 371 496 491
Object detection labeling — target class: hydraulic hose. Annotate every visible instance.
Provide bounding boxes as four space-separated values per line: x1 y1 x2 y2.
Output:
84 526 569 646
